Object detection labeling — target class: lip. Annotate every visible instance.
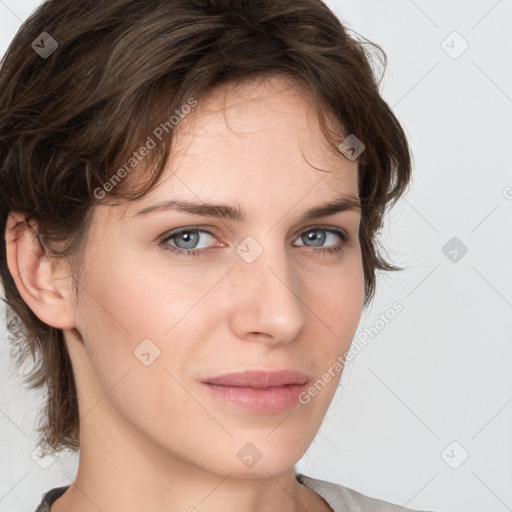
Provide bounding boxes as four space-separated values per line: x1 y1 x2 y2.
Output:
203 369 310 388
201 370 310 414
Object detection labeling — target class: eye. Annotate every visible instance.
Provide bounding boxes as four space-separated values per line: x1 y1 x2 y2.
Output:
294 227 350 256
159 226 350 259
159 228 217 258
295 227 346 248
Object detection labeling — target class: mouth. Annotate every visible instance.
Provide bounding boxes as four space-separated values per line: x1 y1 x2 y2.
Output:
201 370 310 414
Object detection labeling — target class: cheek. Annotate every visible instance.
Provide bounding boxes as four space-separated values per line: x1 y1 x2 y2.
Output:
301 255 364 398
311 255 365 335
77 255 182 340
71 257 163 388
72 263 198 440
73 255 214 400
296 268 364 425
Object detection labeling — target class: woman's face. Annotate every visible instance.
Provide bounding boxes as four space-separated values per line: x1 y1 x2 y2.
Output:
66 76 364 478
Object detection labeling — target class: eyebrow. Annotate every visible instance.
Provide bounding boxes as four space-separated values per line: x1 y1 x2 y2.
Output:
134 193 361 222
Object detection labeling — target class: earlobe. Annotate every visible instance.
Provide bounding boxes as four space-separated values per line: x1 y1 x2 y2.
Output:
5 211 77 330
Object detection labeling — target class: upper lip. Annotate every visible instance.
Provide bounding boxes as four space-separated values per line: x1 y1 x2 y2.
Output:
202 370 310 388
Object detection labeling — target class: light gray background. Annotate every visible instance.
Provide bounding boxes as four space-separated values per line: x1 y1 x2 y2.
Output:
1 1 511 511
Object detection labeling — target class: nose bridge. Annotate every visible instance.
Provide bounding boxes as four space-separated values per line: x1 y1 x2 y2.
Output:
229 233 307 342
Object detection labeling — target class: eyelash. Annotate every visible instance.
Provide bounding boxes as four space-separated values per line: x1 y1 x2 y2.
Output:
158 226 351 259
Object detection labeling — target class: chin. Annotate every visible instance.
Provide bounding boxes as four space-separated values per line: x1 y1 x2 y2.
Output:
188 437 306 480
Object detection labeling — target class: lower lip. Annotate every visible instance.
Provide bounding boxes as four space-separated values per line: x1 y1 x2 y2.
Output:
201 383 308 414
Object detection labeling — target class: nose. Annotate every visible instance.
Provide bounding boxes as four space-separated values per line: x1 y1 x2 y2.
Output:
227 240 307 345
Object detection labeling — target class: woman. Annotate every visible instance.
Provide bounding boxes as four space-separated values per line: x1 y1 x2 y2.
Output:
0 0 434 510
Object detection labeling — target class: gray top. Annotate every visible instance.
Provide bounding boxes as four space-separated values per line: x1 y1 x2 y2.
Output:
296 473 436 511
34 485 67 512
35 474 437 511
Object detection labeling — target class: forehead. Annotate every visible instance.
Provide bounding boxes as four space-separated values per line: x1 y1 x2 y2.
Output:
175 75 349 166
116 76 359 220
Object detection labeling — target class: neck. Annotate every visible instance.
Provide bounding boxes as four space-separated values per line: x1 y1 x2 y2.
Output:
50 406 330 512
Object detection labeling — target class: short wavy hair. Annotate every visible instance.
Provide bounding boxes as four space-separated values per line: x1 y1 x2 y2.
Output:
0 0 413 454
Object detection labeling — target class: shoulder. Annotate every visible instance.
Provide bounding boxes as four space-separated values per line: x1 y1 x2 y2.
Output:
34 486 69 512
296 473 437 512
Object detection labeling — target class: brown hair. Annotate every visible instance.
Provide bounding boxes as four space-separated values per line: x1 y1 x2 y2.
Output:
0 0 413 454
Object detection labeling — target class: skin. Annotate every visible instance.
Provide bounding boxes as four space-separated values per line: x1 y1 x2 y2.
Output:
6 76 364 512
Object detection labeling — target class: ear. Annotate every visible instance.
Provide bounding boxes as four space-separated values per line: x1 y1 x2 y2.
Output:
5 211 77 330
